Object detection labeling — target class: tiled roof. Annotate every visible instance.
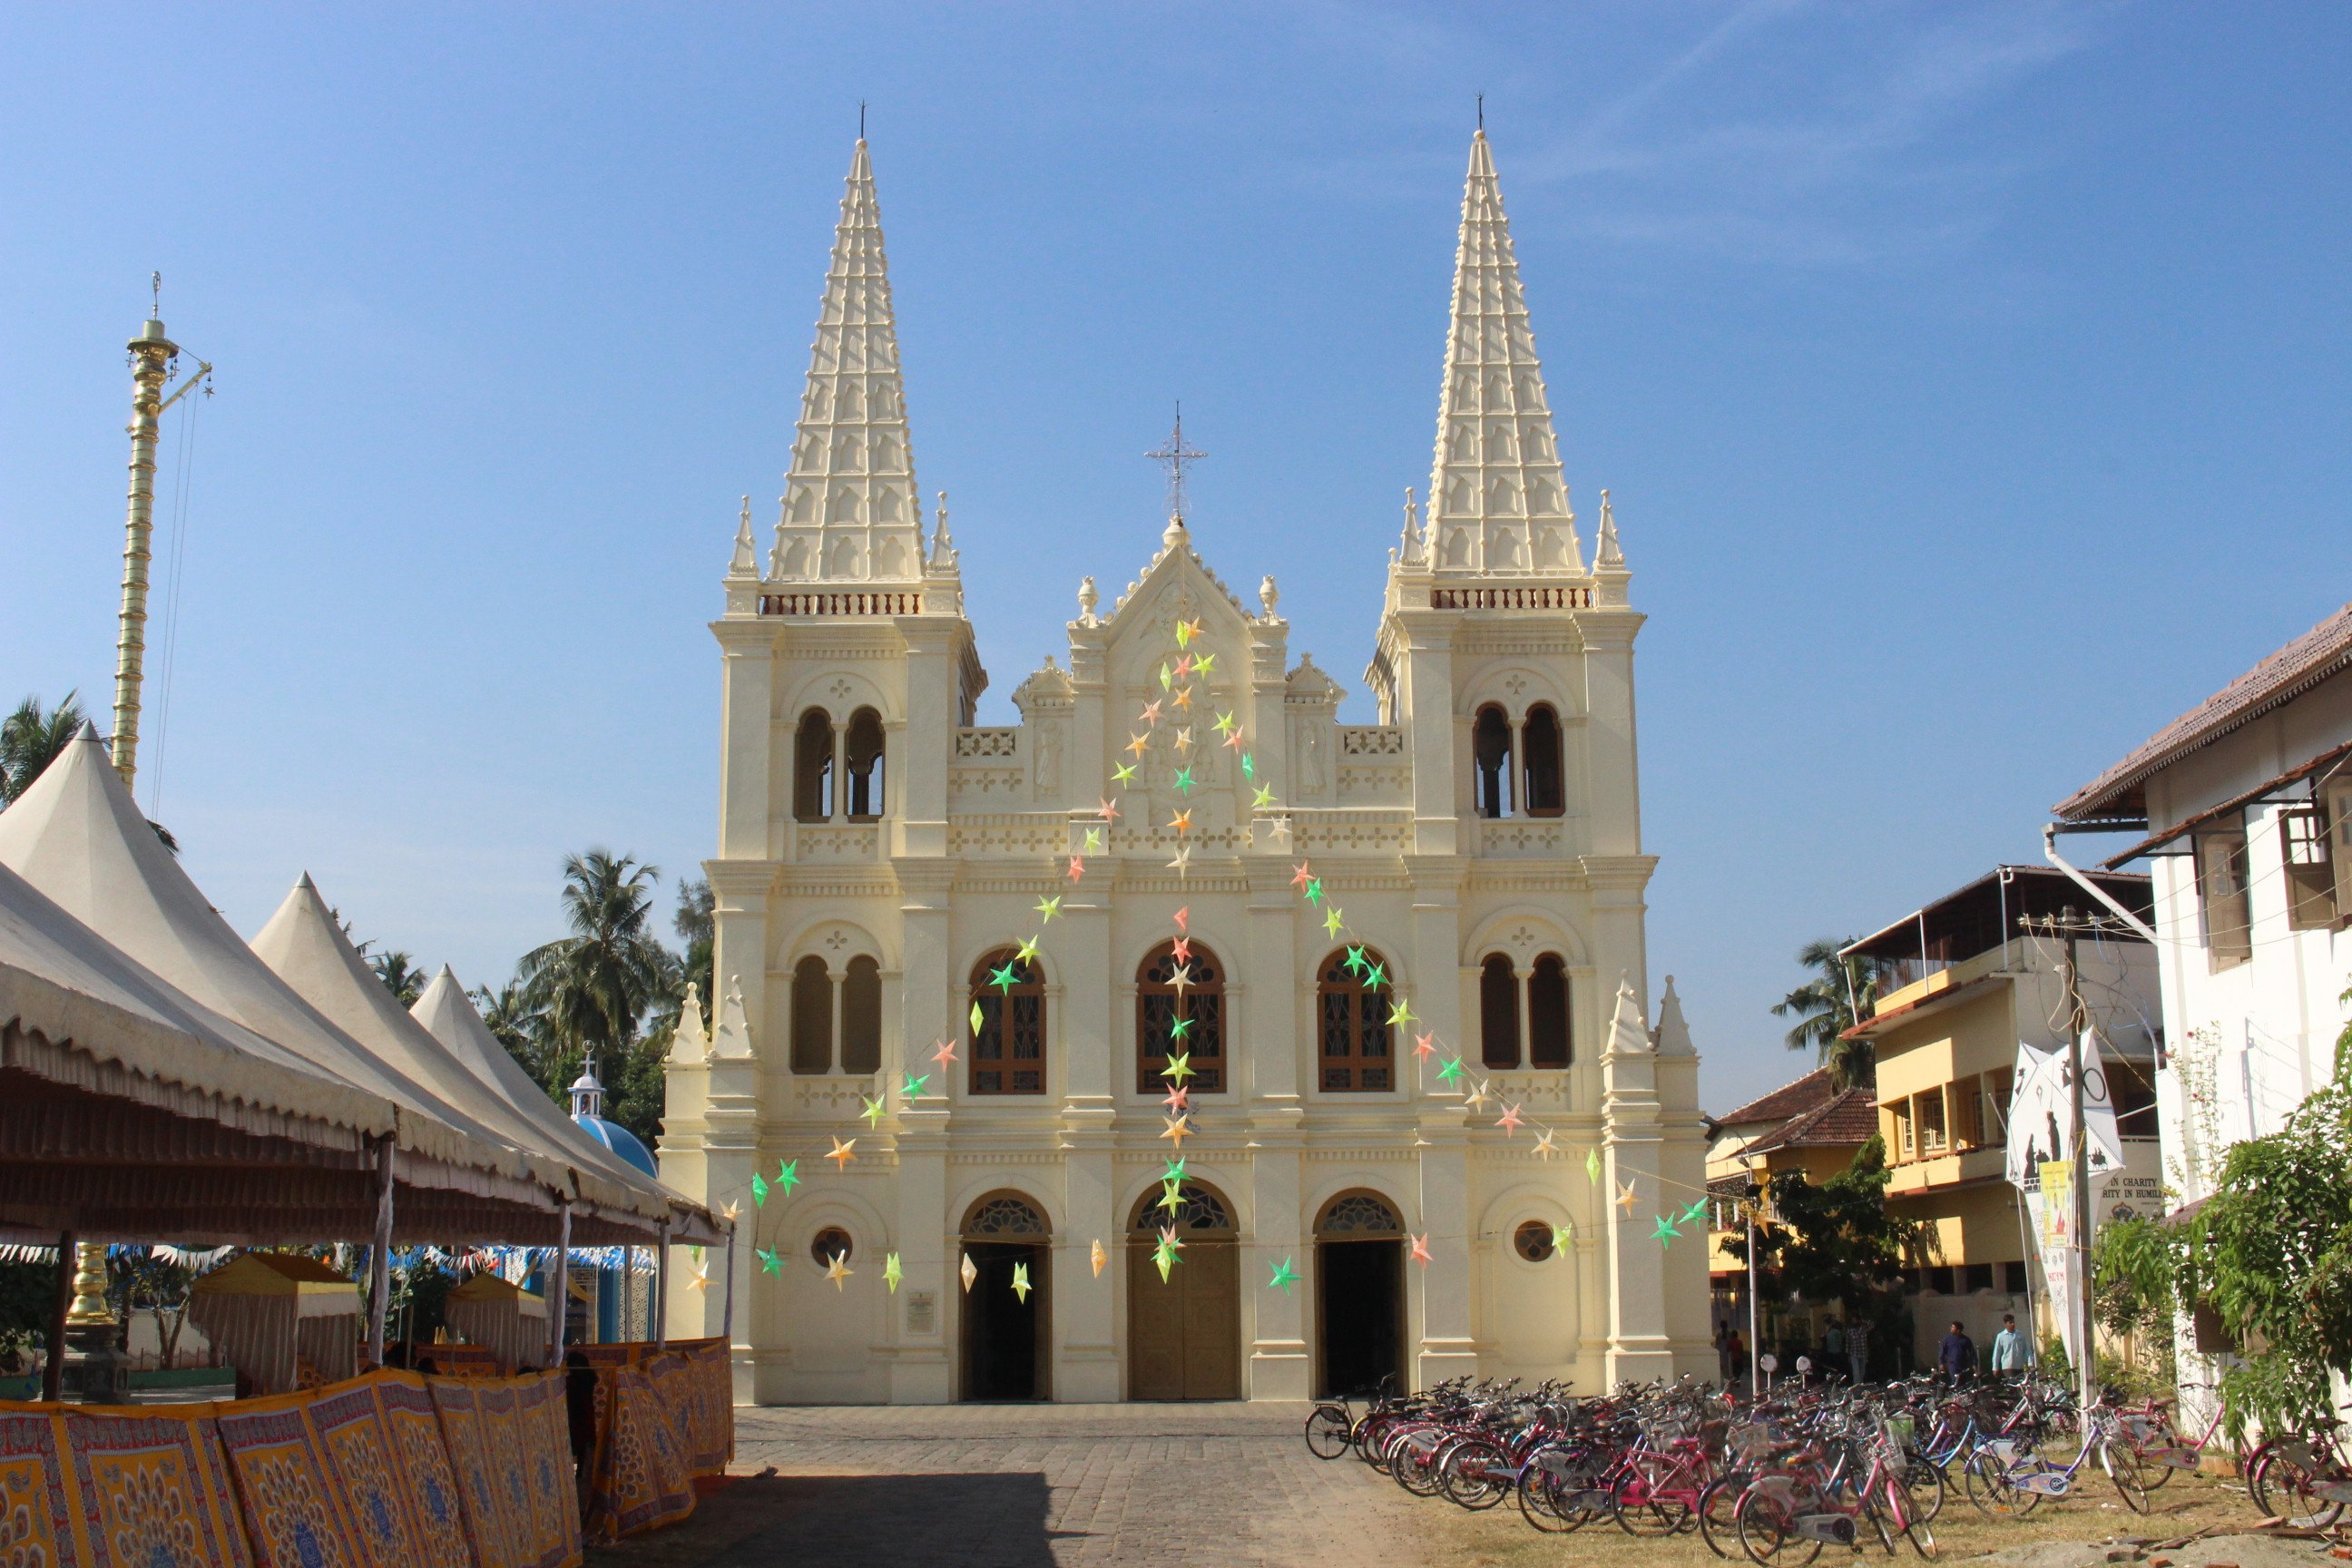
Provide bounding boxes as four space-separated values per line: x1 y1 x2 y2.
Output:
2055 601 2352 826
1741 1087 1879 1156
1708 1066 1836 1131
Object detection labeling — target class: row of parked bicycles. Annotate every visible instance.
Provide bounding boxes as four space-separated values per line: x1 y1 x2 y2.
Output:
1302 1374 2352 1563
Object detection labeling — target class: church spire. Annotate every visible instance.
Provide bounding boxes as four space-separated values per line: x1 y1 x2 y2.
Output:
1424 129 1581 577
769 138 926 583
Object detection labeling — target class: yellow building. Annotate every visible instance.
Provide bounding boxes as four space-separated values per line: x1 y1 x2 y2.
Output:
1703 1069 1877 1357
1842 866 2161 1367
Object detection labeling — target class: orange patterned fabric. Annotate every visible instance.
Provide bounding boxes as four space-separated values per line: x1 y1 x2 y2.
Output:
429 1376 531 1568
13 1401 256 1568
211 1387 367 1568
0 1409 76 1567
368 1374 473 1565
580 1367 691 1544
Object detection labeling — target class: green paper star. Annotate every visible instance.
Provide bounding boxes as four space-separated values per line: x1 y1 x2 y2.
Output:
1651 1215 1681 1247
1584 1149 1602 1184
1161 1157 1187 1182
1240 752 1254 779
1342 945 1368 975
860 1094 886 1128
970 1000 985 1033
751 1172 769 1207
757 1247 782 1277
1304 877 1324 904
1363 961 1388 991
1172 765 1196 794
1169 1015 1194 1041
777 1160 800 1196
1436 1056 1465 1085
1250 784 1274 810
1112 761 1138 785
1268 1257 1300 1294
1550 1224 1574 1255
1162 1051 1195 1084
902 1071 930 1098
1681 1200 1710 1227
1084 827 1103 852
988 962 1020 994
1034 895 1063 922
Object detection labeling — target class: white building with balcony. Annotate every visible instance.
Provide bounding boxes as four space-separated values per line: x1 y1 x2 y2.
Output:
657 130 1710 1404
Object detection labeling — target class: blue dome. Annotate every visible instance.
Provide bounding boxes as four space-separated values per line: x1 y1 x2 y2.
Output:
574 1114 659 1178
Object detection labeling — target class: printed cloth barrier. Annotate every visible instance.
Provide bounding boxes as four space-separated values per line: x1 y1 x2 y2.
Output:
571 1338 732 1479
0 1402 253 1568
579 1367 692 1544
0 1367 589 1568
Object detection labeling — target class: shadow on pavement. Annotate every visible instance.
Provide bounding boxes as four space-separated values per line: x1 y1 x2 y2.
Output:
589 1471 1073 1566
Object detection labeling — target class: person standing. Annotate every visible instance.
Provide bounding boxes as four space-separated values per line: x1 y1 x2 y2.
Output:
1990 1313 2032 1377
1725 1328 1746 1391
1938 1320 1977 1383
1822 1318 1847 1382
1846 1316 1871 1386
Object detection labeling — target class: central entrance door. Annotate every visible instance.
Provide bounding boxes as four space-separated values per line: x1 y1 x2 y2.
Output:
1315 1191 1405 1398
960 1193 1051 1401
1126 1181 1240 1400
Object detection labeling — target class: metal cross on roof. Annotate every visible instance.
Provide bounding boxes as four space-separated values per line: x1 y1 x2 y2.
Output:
1145 406 1206 522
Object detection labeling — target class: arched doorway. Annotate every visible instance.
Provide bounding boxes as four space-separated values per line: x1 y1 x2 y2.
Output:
1126 1181 1240 1400
1315 1191 1406 1398
960 1193 1051 1401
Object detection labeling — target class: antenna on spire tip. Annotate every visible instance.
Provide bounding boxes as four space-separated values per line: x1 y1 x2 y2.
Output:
1476 93 1485 132
859 101 867 141
150 270 162 319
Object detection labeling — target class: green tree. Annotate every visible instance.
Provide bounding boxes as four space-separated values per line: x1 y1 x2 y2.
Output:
1 691 86 804
367 948 428 1007
514 850 678 1143
1727 1136 1929 1312
473 977 554 1086
673 876 714 1010
1771 936 1884 1089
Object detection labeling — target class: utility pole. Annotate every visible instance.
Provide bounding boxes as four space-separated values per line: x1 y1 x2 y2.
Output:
1746 1182 1763 1395
2057 907 2096 1430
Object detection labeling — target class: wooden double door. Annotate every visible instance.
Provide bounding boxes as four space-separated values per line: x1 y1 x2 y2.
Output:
1126 1238 1240 1400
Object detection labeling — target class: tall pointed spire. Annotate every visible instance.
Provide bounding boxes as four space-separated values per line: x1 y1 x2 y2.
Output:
1424 130 1581 577
769 138 925 583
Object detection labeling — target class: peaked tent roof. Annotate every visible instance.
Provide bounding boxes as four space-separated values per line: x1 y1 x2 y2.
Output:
0 730 551 1221
769 137 927 584
1424 130 1583 577
254 878 695 1240
410 964 716 1241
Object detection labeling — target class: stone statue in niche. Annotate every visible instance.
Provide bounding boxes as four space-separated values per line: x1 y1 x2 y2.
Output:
1033 722 1063 798
1297 724 1325 795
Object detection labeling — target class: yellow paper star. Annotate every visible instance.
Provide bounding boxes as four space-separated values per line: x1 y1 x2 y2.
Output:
1250 784 1274 810
1387 997 1416 1027
1091 1239 1107 1278
688 1264 711 1293
1169 809 1192 835
1323 906 1345 937
1614 1181 1638 1214
1034 895 1063 922
860 1094 886 1128
827 1135 858 1170
1011 1261 1032 1302
1212 710 1236 734
1193 652 1216 674
721 1200 741 1223
825 1252 853 1290
1112 761 1138 786
1084 826 1103 851
884 1252 903 1293
1015 935 1041 964
1161 1051 1195 1084
1126 732 1152 758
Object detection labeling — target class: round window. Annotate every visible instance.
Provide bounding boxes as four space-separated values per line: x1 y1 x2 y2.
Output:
1513 1220 1557 1262
810 1226 854 1266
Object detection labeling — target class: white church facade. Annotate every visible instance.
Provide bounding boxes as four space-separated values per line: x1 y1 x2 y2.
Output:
659 129 1710 1404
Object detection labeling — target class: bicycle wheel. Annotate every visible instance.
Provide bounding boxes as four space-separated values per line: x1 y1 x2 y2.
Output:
1698 1475 1743 1558
1611 1467 1679 1535
1860 1495 1896 1555
1735 1487 1824 1567
1393 1436 1445 1497
1516 1465 1581 1534
2249 1441 2349 1531
1900 1455 1945 1526
1961 1451 2036 1519
2102 1440 2151 1514
1903 1513 1938 1561
1440 1437 1509 1510
1304 1404 1352 1460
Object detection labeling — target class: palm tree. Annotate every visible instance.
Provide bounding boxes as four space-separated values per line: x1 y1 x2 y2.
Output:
1 691 85 805
1771 937 1884 1090
472 977 556 1088
672 877 714 1013
368 949 428 1007
515 850 679 1088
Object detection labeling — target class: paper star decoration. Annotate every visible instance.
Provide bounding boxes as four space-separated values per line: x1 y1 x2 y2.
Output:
901 1071 930 1097
1160 1113 1194 1147
1681 1200 1710 1227
1097 796 1121 821
960 1253 978 1292
1154 1250 1173 1283
722 1200 741 1224
1410 1234 1432 1267
1532 1130 1559 1161
1651 1215 1680 1248
1092 1239 1107 1278
1169 808 1192 834
1157 1225 1187 1259
1172 906 1190 932
1304 877 1324 904
1414 1031 1436 1060
1158 662 1172 690
1585 1148 1602 1184
1156 1181 1186 1215
1140 698 1163 724
1213 710 1236 734
1161 1157 1188 1182
1323 906 1346 937
1173 652 1195 677
1012 936 1041 966
1166 845 1191 875
1290 861 1313 889
884 1252 903 1294
1194 652 1216 674
931 1039 957 1067
1068 855 1086 881
1240 751 1254 779
1161 1051 1195 1084
1083 826 1104 851
969 1000 985 1034
1168 961 1197 993
1496 1102 1524 1134
1126 732 1152 758
1551 1223 1574 1254
757 1247 782 1277
1436 1055 1465 1085
689 1264 711 1293
1161 1084 1191 1112
1268 1257 1300 1294
1387 997 1415 1027
1171 766 1196 795
1177 617 1202 646
777 1159 801 1196
1112 762 1137 786
1171 935 1192 961
1463 1082 1493 1113
751 1172 770 1207
827 1135 858 1170
1222 727 1246 750
1169 1015 1194 1042
988 962 1020 993
1251 784 1275 810
825 1252 853 1289
1363 962 1388 991
1034 895 1063 922
1266 816 1291 844
860 1094 887 1129
1011 1262 1033 1302
1615 1181 1638 1214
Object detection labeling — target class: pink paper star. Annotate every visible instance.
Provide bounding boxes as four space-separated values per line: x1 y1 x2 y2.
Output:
1067 855 1086 882
932 1038 957 1066
1161 1084 1191 1112
1174 654 1195 677
1414 1032 1436 1060
1290 861 1313 889
1496 1102 1524 1133
1098 797 1121 821
1410 1234 1432 1267
1172 906 1190 933
1171 936 1192 962
1222 728 1246 750
1139 700 1162 725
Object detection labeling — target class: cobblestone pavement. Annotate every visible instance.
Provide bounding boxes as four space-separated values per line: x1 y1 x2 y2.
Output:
587 1402 1448 1567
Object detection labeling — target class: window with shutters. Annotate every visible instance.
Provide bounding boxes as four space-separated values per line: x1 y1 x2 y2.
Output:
1136 940 1225 1093
970 949 1045 1095
1317 948 1393 1093
2280 805 2338 930
2196 830 2252 965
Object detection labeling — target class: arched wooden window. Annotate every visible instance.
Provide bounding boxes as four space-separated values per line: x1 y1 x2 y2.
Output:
963 1193 1049 1236
841 954 882 1074
1317 947 1392 1093
1127 1181 1235 1235
1136 940 1224 1093
1528 952 1572 1068
792 708 834 823
844 707 886 820
970 948 1045 1095
1479 955 1521 1070
1472 705 1514 819
1315 1191 1402 1237
789 956 832 1074
1521 704 1564 818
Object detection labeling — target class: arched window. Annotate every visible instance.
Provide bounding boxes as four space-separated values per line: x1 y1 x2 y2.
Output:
845 707 886 820
789 956 832 1074
1479 955 1521 1070
1472 706 1514 819
1528 953 1572 1068
964 1193 1048 1236
1315 1191 1403 1237
1521 704 1564 818
1136 940 1224 1093
970 949 1045 1095
793 708 834 823
841 955 882 1074
1317 948 1393 1093
1128 1181 1235 1234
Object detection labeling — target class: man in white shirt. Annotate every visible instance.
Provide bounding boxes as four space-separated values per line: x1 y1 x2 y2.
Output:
1990 1313 2033 1376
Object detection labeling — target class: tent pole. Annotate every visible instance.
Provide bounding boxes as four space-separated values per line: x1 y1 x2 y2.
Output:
44 1230 73 1402
654 1219 671 1348
720 1224 737 1343
548 1201 573 1366
365 1135 395 1367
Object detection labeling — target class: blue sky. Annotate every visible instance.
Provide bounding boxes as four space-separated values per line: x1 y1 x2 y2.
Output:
3 3 2346 1112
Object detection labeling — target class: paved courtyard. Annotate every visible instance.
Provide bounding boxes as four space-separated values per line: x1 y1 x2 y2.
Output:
586 1401 1448 1567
